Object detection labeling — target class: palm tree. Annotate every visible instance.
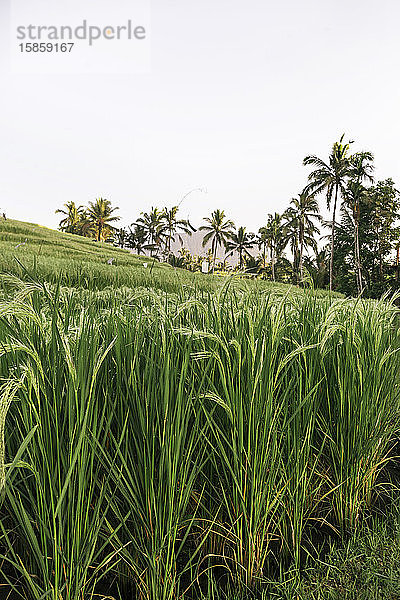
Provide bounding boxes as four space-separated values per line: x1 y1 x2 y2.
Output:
303 134 353 290
115 228 128 249
87 198 120 242
343 182 369 294
199 209 235 271
126 225 148 255
256 226 269 270
346 151 374 294
283 209 300 282
244 255 263 274
265 212 286 282
55 202 85 234
303 248 329 288
135 207 166 257
162 206 196 256
74 212 96 238
284 190 320 284
225 226 255 269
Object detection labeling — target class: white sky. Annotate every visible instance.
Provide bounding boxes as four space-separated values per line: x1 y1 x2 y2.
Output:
1 0 400 232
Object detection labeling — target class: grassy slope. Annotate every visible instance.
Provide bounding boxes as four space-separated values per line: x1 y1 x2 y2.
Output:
0 219 201 293
0 219 337 297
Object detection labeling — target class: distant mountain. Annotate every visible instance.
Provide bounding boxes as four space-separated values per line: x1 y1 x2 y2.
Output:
170 230 259 266
128 230 261 266
170 230 224 259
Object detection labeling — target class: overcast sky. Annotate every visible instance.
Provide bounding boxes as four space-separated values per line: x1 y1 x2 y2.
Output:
1 0 400 232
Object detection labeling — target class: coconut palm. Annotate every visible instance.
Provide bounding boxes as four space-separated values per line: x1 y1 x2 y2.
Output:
283 211 300 283
244 255 263 274
343 182 369 294
199 209 235 270
284 190 320 283
303 248 329 288
55 202 85 234
256 226 269 269
135 207 166 257
115 228 128 249
303 134 353 290
346 151 374 294
225 226 255 269
265 212 286 282
127 225 149 255
75 213 97 238
162 206 196 256
86 198 120 242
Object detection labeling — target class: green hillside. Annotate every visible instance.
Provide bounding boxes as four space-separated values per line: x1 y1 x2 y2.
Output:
0 218 336 297
0 219 214 294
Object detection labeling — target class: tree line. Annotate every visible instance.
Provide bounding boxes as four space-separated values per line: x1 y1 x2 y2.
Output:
56 135 400 297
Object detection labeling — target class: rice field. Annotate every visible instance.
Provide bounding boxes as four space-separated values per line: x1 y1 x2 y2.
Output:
0 261 399 599
0 219 211 294
0 220 337 299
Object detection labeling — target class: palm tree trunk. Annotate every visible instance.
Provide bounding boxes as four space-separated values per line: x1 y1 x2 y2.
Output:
299 241 304 285
299 220 304 285
212 241 216 273
355 218 363 295
354 222 360 294
329 186 339 292
271 244 275 282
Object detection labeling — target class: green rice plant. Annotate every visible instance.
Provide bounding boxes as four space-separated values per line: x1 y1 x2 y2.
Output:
275 295 332 568
0 275 398 600
192 294 289 590
0 379 22 492
190 293 321 589
94 302 213 600
0 283 122 599
315 297 400 532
